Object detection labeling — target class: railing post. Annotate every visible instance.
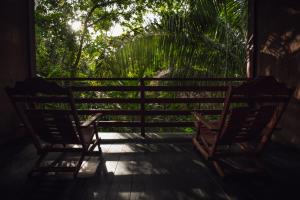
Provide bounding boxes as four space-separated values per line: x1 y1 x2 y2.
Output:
140 78 145 137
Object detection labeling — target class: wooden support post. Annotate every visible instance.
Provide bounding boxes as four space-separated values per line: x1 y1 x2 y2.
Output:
140 78 146 137
247 0 257 79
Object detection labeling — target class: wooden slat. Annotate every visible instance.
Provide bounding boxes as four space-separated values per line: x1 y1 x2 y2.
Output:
71 85 228 92
146 109 222 115
75 97 288 104
18 96 288 104
77 109 141 115
72 86 140 91
15 97 226 104
100 137 192 144
25 109 222 116
13 96 69 103
76 109 222 115
145 86 227 91
96 121 194 127
142 77 248 81
144 98 225 103
97 121 141 127
145 122 194 127
48 77 141 81
47 77 248 81
12 95 289 104
26 109 72 114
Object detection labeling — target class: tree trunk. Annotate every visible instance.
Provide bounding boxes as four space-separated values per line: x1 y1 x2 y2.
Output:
71 0 118 78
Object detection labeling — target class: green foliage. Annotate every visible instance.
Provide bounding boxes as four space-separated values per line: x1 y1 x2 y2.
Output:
36 0 247 78
101 0 248 78
35 0 248 133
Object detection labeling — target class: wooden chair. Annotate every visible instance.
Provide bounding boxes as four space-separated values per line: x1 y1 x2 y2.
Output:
192 76 294 177
6 77 102 178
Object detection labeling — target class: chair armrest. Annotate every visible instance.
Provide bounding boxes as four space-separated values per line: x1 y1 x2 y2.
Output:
81 113 102 127
192 112 219 131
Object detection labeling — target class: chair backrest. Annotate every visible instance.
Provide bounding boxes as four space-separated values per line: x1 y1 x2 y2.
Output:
6 77 83 151
217 76 293 148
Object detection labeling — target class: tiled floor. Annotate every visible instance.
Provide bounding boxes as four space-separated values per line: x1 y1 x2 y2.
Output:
0 132 299 200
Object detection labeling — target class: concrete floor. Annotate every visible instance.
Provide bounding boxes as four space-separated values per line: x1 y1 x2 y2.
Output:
0 132 299 200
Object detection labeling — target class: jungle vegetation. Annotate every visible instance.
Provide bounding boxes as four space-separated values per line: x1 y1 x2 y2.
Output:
35 0 248 78
35 0 248 133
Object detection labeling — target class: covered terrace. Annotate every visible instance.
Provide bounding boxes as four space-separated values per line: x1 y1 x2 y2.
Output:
1 0 300 200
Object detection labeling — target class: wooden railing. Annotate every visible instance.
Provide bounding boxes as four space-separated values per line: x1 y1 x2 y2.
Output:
47 77 249 137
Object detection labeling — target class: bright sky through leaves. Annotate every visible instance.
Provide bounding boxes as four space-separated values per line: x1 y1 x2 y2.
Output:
69 20 82 32
107 23 124 36
107 12 160 37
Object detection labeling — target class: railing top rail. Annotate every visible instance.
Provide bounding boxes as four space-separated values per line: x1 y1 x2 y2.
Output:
47 77 249 81
70 85 229 91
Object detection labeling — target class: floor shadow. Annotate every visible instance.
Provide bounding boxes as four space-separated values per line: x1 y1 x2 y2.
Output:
1 135 300 200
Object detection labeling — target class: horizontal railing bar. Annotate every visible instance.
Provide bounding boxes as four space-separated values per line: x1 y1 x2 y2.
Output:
47 77 248 81
73 97 226 104
13 96 289 104
146 122 194 127
48 78 140 81
78 109 140 115
72 86 140 91
71 85 228 92
146 110 222 115
144 98 225 103
98 121 141 127
75 109 222 115
143 78 248 81
26 109 72 114
100 137 192 144
97 121 194 127
21 109 222 116
14 97 225 103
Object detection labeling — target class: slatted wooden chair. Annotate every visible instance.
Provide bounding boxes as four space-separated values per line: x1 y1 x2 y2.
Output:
6 77 102 178
192 76 294 177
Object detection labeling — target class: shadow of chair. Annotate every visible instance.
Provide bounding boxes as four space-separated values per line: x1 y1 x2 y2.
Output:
6 77 103 178
192 76 294 177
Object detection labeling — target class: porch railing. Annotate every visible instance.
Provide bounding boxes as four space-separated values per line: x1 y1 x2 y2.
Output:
48 77 249 137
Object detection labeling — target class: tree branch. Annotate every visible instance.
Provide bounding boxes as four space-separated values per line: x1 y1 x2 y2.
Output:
71 0 120 77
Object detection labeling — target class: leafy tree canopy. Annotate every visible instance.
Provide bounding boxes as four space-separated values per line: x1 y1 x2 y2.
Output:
35 0 247 78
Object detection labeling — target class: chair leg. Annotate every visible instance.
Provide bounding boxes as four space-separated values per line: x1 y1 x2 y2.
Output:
192 137 210 159
94 131 102 153
99 156 108 177
73 153 85 178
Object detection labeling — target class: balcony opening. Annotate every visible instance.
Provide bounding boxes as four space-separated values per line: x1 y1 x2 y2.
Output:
34 0 248 79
